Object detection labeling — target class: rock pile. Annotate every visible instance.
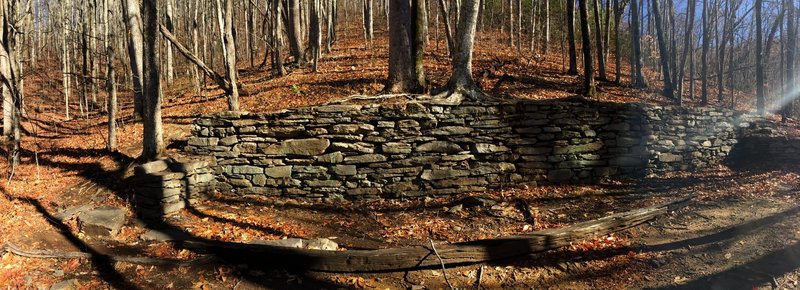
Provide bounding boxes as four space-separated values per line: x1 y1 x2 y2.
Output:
133 158 216 218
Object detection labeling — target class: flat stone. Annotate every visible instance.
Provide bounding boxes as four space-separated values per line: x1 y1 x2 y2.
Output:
306 238 339 250
553 142 604 154
330 142 375 154
609 156 644 167
265 166 293 178
219 136 239 146
430 126 473 135
316 152 345 163
136 159 170 175
415 141 463 154
229 165 263 175
421 169 471 181
78 206 126 236
344 154 388 164
187 137 219 147
472 143 510 154
140 228 191 242
471 162 515 175
315 104 363 113
659 153 683 163
54 204 93 221
331 124 375 134
252 174 268 186
50 279 80 290
306 180 342 187
250 238 306 248
281 138 331 156
333 165 357 176
382 142 412 154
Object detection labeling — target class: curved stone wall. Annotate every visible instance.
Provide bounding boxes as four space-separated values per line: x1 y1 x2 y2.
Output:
184 98 737 198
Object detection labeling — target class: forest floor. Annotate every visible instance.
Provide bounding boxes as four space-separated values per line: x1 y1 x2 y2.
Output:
2 28 800 289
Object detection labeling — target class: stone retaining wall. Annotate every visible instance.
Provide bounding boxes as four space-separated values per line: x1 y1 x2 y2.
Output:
183 98 737 199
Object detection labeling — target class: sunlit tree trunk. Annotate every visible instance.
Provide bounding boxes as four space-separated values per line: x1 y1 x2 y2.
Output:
593 0 606 81
651 0 674 99
122 0 144 119
566 0 578 75
446 0 481 98
578 0 595 97
141 0 164 161
216 0 239 111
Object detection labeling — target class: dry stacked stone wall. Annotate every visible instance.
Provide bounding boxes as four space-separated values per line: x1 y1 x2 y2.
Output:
183 98 737 199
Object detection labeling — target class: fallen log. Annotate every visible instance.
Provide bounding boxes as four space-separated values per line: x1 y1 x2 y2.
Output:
184 197 690 272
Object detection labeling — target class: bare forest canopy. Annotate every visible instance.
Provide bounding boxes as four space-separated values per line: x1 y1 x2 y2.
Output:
2 0 800 163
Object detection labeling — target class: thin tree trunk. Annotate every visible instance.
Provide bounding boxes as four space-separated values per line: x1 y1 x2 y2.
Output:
310 0 321 72
566 0 578 75
700 0 709 105
363 0 374 49
755 0 764 115
783 0 796 121
651 0 674 99
630 0 646 87
105 0 117 152
165 0 175 83
437 0 455 56
287 0 305 62
593 0 606 81
677 0 695 105
272 0 286 75
544 0 550 54
578 0 595 97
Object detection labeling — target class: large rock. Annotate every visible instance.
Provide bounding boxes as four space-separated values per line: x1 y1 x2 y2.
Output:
281 138 331 156
250 238 306 248
264 165 293 178
306 238 339 250
78 206 126 236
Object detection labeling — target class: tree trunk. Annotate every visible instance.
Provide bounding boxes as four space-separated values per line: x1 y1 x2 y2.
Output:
446 0 481 98
566 0 578 75
544 0 550 54
651 0 674 99
363 0 374 49
141 0 164 161
272 0 286 75
755 0 764 115
783 0 796 122
613 0 624 83
592 0 606 81
414 0 427 88
165 0 175 83
578 0 595 97
700 0 709 105
247 0 255 67
437 0 455 56
385 0 424 93
105 0 117 152
630 0 646 87
287 0 305 63
122 0 144 119
677 0 695 105
216 0 239 111
310 0 322 72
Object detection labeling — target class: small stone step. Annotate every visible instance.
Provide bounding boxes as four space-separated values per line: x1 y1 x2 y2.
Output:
78 206 126 236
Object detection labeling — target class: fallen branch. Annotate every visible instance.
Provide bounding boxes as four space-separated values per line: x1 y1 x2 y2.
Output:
184 197 691 272
1 241 213 266
430 239 455 290
159 24 231 94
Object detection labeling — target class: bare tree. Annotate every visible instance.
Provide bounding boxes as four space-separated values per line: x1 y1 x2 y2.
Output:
385 0 425 93
122 0 144 119
287 0 305 63
445 0 481 99
578 0 595 97
309 0 321 72
593 0 606 81
566 0 578 75
630 0 646 87
782 0 796 121
363 0 373 49
651 0 674 99
677 0 695 104
755 0 764 115
141 0 163 161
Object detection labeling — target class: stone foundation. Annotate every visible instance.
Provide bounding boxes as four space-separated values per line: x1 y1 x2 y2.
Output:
182 98 738 199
